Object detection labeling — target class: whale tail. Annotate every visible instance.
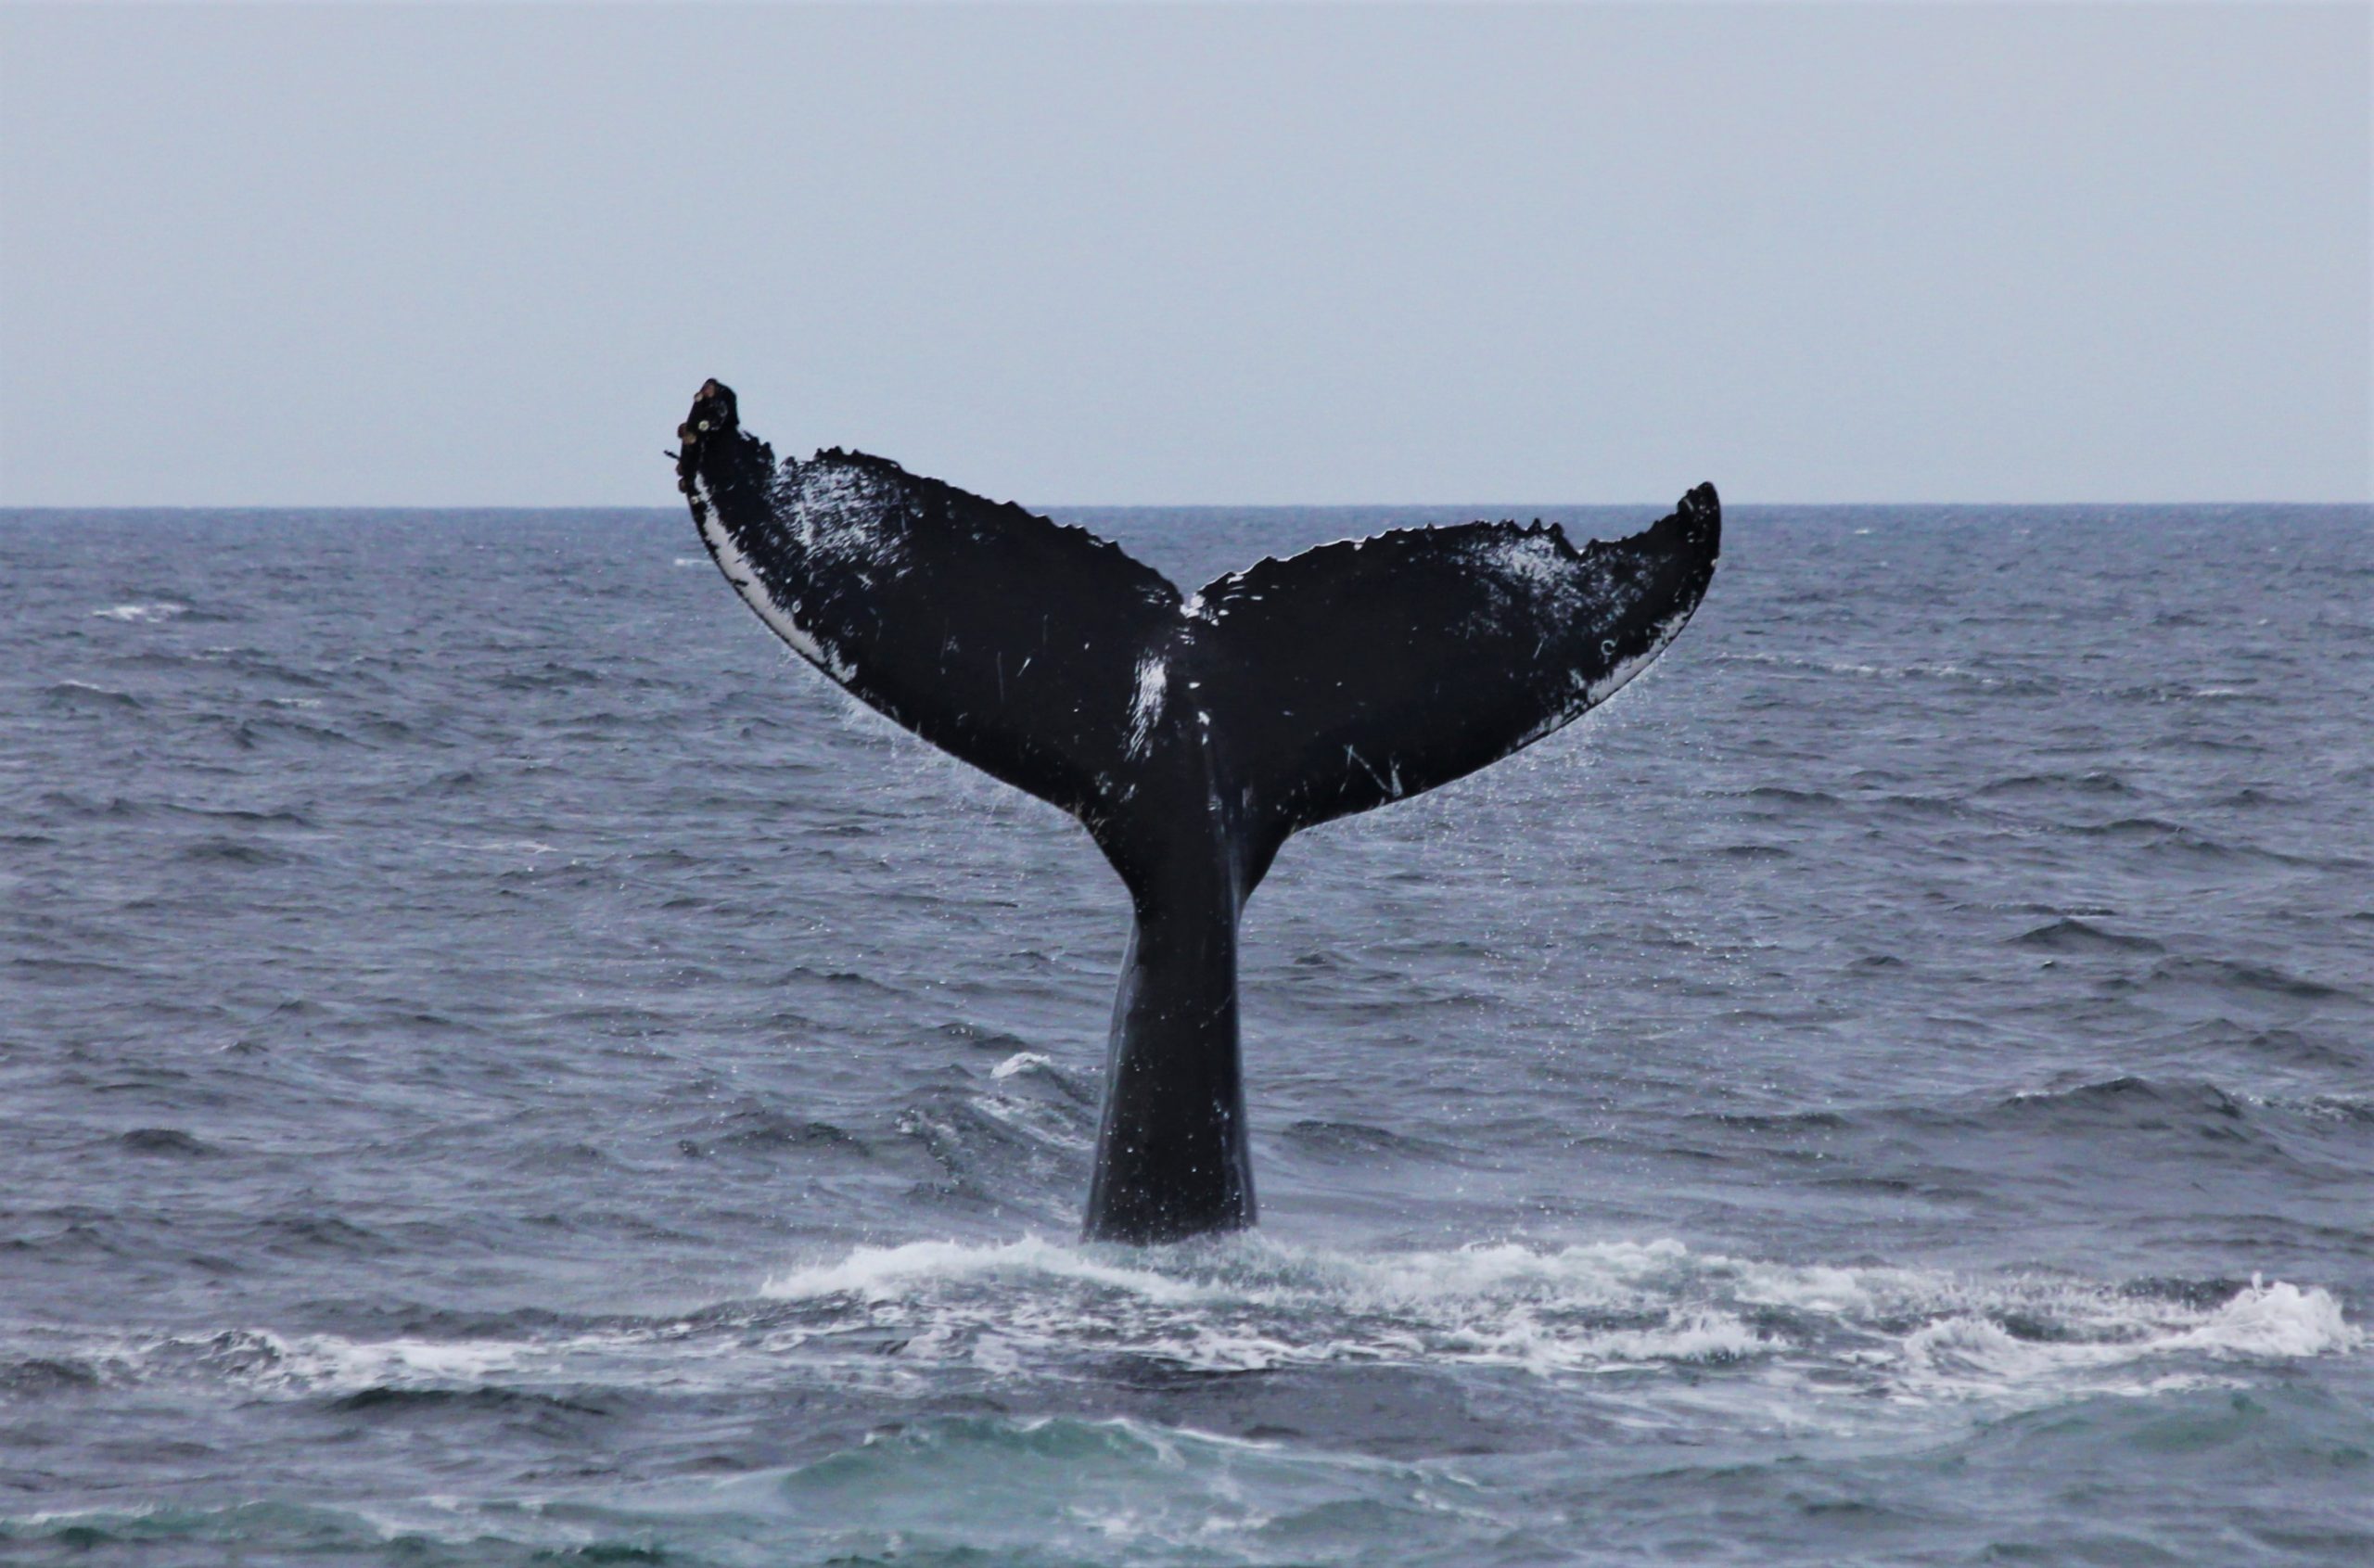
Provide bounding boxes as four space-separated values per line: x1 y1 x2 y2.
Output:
676 380 1719 1241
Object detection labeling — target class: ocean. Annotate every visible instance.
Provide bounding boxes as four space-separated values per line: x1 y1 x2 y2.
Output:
2 502 2368 1564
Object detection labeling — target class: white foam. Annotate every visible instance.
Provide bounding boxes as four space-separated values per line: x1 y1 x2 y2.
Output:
285 1334 528 1386
1719 650 2013 688
990 1051 1053 1079
753 1235 2362 1403
22 1242 2352 1423
764 1235 1208 1307
964 1089 1093 1151
91 602 186 622
70 1327 537 1395
1434 1306 1766 1374
2168 1274 2360 1358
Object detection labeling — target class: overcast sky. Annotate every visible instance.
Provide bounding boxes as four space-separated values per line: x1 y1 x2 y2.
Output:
2 3 2366 507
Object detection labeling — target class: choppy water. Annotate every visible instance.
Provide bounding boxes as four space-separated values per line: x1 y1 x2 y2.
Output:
3 504 2368 1565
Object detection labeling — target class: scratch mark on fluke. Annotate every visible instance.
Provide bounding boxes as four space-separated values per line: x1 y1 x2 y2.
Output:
675 379 1721 1243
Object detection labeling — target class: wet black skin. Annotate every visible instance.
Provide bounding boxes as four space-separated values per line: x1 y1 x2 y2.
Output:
675 380 1720 1243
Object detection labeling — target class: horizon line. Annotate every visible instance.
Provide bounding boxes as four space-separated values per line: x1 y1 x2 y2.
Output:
3 498 2369 515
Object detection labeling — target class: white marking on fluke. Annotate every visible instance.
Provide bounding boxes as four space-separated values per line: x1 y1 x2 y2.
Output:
786 464 905 575
693 474 853 682
1125 653 1168 757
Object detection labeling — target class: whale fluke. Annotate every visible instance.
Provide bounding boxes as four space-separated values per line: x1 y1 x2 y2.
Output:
676 379 1719 1242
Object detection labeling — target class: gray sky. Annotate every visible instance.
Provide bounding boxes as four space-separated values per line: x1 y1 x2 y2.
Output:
2 3 2366 506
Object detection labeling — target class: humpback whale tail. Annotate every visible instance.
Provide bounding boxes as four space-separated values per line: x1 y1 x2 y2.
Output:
675 379 1719 1243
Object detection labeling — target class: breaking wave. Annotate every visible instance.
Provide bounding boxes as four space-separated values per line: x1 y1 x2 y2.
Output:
755 1235 2358 1396
22 1237 2344 1419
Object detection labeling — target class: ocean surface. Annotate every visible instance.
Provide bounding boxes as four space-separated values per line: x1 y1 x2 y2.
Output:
2 502 2368 1565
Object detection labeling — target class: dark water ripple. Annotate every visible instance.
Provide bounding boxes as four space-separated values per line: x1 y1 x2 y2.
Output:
0 504 2368 1564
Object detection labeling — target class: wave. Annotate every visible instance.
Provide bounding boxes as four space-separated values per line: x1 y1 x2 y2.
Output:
1729 784 1839 808
741 1413 1497 1562
2010 917 2164 955
0 1357 102 1398
490 662 605 693
1972 770 2139 799
155 802 314 828
746 1234 2358 1394
0 1418 1486 1565
115 1128 214 1157
172 836 303 868
678 1107 867 1159
40 680 142 710
17 1237 2350 1416
326 1384 612 1418
16 1326 541 1397
1997 1075 2251 1124
1716 650 2047 692
896 1079 1098 1188
2144 955 2353 1003
1279 1118 1452 1162
2061 817 2350 871
1898 1275 2355 1385
1713 1075 2361 1155
89 602 187 623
